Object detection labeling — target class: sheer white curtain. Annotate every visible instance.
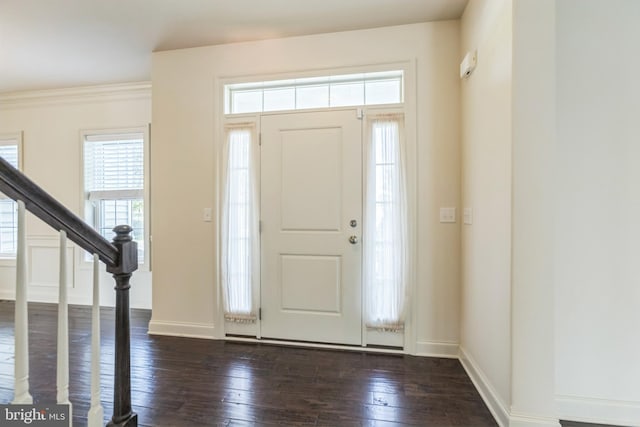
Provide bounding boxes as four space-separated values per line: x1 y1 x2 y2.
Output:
363 114 408 331
221 124 259 323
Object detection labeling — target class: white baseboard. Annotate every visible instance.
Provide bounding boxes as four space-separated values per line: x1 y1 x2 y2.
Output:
148 319 217 339
509 413 561 427
20 290 89 306
557 394 640 427
0 289 14 300
0 292 149 309
459 346 510 427
414 340 459 358
0 289 73 305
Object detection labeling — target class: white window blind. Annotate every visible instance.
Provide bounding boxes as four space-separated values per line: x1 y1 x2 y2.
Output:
221 125 259 323
0 144 18 170
83 132 145 262
84 133 144 200
363 115 408 332
0 141 19 257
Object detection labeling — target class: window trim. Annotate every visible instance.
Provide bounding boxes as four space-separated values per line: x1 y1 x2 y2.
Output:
218 114 261 337
225 70 404 114
0 131 23 260
361 105 415 349
216 62 417 349
80 126 150 270
221 63 409 117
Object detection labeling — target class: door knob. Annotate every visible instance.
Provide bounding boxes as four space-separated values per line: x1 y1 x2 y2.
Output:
349 235 358 244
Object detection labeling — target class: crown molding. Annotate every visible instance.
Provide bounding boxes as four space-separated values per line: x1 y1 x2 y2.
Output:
0 82 151 109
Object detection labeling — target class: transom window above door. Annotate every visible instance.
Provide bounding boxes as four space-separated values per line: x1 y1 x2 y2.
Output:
224 70 404 114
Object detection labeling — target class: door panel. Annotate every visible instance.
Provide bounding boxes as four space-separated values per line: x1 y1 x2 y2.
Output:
280 128 342 231
280 254 341 313
260 110 362 345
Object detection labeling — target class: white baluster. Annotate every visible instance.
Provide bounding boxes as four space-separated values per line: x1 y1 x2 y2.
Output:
57 230 72 425
12 200 32 404
87 254 104 427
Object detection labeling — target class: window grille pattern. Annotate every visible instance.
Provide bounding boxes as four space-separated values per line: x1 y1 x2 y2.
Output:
226 70 403 114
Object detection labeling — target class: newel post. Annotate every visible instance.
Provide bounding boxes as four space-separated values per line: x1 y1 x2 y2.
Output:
106 225 138 427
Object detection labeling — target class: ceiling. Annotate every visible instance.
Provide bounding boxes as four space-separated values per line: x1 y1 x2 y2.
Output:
0 0 468 94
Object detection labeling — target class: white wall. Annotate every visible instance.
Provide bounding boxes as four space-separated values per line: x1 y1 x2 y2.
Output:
150 22 462 352
459 0 512 424
461 1 640 425
0 84 152 309
554 0 640 424
511 0 558 425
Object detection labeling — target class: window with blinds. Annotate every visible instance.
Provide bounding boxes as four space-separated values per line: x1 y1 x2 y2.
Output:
83 131 145 262
0 138 19 257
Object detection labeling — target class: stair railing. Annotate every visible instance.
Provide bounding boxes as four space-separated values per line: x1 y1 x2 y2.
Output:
0 156 138 427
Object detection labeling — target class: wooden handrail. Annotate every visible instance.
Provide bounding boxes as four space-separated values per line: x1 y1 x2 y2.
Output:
0 157 119 266
1 156 139 426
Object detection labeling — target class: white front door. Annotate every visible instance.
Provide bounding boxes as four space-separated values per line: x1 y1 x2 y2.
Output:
260 109 362 345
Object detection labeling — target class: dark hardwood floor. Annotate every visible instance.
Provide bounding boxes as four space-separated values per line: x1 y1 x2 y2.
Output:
0 300 499 426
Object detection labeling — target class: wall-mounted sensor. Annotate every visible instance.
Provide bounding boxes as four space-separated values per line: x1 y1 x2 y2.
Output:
460 50 477 79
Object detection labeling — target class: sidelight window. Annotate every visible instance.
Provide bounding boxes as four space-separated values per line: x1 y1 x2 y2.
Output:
221 125 259 322
363 114 408 332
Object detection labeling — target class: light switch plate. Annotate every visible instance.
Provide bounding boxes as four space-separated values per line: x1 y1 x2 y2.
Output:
203 208 212 222
439 207 456 223
464 208 473 225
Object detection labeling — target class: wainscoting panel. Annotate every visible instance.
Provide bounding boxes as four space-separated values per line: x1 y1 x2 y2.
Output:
28 237 74 289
